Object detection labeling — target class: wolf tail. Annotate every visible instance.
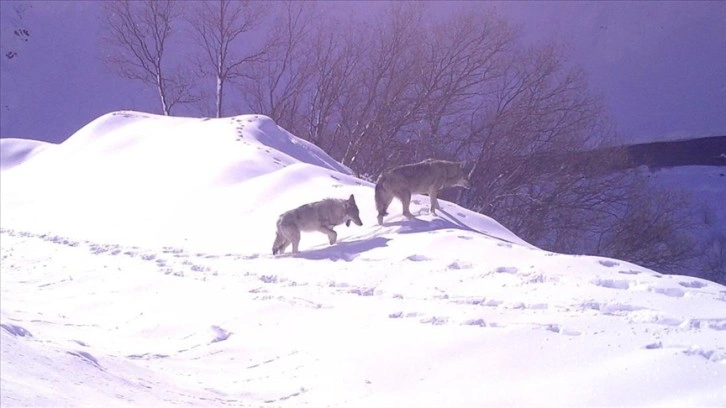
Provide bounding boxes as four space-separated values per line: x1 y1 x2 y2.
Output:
375 177 391 225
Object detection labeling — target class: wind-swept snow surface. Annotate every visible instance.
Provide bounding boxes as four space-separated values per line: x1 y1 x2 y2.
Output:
1 112 725 407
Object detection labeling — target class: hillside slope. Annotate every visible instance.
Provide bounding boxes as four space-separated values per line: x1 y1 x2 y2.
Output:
1 111 725 407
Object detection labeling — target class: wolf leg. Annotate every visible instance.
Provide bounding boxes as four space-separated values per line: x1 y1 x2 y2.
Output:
375 182 394 225
399 190 414 219
429 189 440 215
319 227 338 245
284 226 301 254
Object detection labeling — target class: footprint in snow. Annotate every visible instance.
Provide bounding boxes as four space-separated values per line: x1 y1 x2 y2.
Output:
598 259 619 267
648 286 685 298
388 311 422 319
348 287 375 296
591 278 630 290
210 325 232 343
679 280 707 289
447 261 473 270
544 323 581 336
462 318 487 327
67 350 102 369
682 318 726 331
0 323 32 337
590 302 645 315
406 254 431 262
682 347 726 363
419 316 449 325
626 310 683 326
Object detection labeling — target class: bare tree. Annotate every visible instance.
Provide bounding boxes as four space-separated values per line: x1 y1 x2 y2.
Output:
703 233 726 283
242 1 320 128
237 2 712 280
188 0 271 118
102 0 196 115
597 179 700 273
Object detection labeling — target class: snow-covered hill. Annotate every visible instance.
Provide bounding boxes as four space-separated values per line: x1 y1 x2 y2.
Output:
1 112 725 407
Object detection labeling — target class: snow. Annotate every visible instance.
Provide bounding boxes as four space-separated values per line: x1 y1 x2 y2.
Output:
1 111 725 407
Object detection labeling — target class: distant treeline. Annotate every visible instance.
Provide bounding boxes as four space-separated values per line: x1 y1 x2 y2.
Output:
519 136 726 177
596 135 726 171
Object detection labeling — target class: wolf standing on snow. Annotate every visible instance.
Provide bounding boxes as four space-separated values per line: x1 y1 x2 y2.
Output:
272 194 363 255
375 159 471 225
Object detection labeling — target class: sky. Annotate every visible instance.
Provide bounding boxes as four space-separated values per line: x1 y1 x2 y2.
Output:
1 1 725 144
1 110 725 406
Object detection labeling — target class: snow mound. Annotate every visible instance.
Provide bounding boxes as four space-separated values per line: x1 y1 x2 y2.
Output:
0 111 526 253
2 111 724 407
0 138 53 170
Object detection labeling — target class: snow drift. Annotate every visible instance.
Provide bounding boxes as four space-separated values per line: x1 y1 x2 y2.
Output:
1 111 724 407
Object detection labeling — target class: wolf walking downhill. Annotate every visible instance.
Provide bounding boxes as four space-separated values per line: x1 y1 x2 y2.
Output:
375 159 470 225
272 194 363 255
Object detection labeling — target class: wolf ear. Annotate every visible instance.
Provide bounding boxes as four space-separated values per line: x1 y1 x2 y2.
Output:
348 194 356 204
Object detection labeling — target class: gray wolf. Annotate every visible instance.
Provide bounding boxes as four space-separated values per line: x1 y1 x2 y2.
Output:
272 194 363 255
375 159 470 225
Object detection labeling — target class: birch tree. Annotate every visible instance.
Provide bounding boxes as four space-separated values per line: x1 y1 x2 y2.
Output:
102 0 196 115
188 0 270 118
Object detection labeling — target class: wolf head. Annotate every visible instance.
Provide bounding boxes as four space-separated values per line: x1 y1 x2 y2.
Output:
450 161 471 189
344 194 363 227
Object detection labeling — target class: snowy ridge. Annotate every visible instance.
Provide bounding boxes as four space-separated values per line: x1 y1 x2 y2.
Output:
1 111 725 407
0 137 52 170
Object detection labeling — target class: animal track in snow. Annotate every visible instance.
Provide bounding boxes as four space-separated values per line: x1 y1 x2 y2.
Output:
126 353 170 360
67 350 102 369
462 319 505 328
591 278 630 290
447 261 473 270
419 316 449 325
598 259 619 267
580 301 645 315
495 266 518 274
626 310 683 326
526 303 549 310
348 287 376 296
263 388 309 404
210 325 232 343
388 311 422 319
448 297 504 308
682 347 726 363
0 323 32 337
679 280 708 289
618 270 641 275
543 323 581 336
462 318 487 327
648 286 685 298
406 254 431 262
682 318 726 331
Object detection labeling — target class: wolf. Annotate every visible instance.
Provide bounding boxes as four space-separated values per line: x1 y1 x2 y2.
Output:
375 159 470 225
272 194 363 255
